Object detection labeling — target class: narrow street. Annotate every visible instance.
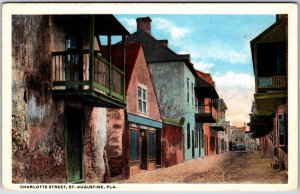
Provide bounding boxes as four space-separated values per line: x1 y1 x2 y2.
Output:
115 151 288 183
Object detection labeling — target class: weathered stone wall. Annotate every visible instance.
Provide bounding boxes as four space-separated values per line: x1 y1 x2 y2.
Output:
12 15 108 183
12 15 67 183
106 108 125 177
127 48 161 122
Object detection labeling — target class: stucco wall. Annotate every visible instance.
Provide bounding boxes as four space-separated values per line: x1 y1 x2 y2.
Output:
84 107 107 183
148 61 201 161
162 123 184 167
127 49 161 122
148 61 184 117
182 64 199 160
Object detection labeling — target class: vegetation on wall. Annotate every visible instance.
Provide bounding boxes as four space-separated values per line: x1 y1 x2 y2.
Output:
248 114 274 138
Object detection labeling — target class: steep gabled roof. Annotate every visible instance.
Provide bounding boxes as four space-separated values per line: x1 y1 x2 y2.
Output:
101 42 143 91
125 30 200 78
126 30 190 63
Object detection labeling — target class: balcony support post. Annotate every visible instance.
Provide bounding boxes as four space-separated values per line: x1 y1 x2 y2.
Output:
122 34 126 103
89 15 95 90
108 23 112 97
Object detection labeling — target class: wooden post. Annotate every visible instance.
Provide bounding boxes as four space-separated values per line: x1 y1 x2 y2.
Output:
89 15 95 90
122 35 126 102
108 25 112 97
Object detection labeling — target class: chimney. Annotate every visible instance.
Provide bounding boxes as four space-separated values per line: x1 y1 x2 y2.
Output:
158 39 168 47
276 14 287 21
136 17 152 35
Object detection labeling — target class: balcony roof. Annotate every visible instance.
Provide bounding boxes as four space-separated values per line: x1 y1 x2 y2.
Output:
195 77 218 98
250 16 287 74
53 15 130 36
210 124 225 131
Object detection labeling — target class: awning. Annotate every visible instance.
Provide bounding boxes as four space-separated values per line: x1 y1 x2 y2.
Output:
127 113 163 129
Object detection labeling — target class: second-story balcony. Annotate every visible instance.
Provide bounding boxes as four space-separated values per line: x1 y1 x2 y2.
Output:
256 76 287 91
195 105 218 123
210 123 225 131
52 49 126 108
51 15 129 109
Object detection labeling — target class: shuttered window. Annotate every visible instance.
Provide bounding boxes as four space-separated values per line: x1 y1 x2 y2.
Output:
149 132 155 160
130 129 139 161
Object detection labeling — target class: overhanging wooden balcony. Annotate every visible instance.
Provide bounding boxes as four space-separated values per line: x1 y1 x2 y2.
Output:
256 76 287 91
210 123 225 131
51 49 126 108
195 105 218 123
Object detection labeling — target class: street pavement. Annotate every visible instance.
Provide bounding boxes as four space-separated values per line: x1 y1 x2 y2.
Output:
114 151 288 183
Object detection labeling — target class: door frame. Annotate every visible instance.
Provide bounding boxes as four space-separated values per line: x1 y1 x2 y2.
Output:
65 106 85 183
140 128 148 170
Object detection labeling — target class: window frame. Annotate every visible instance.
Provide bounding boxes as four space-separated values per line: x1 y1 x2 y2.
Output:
138 84 148 115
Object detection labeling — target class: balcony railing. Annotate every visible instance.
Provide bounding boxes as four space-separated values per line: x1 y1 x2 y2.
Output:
52 49 125 105
257 76 287 89
195 105 218 123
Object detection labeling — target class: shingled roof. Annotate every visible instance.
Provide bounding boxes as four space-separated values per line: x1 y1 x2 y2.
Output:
125 30 190 63
196 70 215 86
125 29 200 79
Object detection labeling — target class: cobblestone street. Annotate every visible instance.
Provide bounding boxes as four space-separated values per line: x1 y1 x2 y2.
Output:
115 151 288 183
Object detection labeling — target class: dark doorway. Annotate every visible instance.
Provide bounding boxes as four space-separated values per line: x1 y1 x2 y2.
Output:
140 129 147 170
156 130 161 167
199 127 203 157
66 107 84 183
192 131 195 158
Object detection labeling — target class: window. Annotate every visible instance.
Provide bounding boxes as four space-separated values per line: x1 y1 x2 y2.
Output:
191 83 194 107
241 139 243 142
149 132 156 160
187 78 189 105
138 86 147 114
278 114 287 146
187 123 191 149
130 129 139 161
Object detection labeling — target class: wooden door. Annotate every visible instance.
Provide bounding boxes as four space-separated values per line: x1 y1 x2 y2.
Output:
140 129 147 170
66 108 84 183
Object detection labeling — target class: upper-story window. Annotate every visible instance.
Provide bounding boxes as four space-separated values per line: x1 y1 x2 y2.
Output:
138 85 147 114
191 83 194 107
187 78 189 105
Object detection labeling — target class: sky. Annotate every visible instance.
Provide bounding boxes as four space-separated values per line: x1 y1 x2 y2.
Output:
116 14 276 127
